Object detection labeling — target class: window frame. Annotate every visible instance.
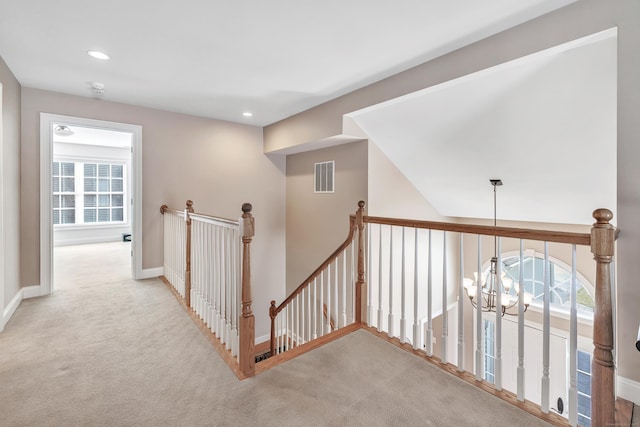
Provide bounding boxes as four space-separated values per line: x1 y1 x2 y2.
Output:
52 157 129 229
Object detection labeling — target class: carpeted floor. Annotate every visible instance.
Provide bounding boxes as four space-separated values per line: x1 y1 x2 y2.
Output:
0 242 554 426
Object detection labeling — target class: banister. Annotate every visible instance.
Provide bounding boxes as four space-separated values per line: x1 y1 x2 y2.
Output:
273 215 357 315
239 202 255 376
590 208 616 427
364 215 591 246
184 200 194 307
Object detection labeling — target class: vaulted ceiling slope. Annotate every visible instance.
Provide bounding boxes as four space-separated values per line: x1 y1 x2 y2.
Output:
348 30 617 225
0 0 575 126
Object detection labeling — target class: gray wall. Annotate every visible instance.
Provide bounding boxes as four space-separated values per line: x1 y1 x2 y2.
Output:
20 88 286 339
0 56 21 313
286 140 367 293
266 0 640 387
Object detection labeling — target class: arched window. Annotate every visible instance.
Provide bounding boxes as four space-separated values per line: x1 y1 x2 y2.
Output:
498 253 594 314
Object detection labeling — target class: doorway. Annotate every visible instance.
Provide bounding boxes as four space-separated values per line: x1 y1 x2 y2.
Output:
51 124 133 290
39 114 143 295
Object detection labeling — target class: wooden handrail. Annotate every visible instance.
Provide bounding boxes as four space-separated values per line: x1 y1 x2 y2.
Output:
364 215 591 246
272 215 357 315
590 208 616 427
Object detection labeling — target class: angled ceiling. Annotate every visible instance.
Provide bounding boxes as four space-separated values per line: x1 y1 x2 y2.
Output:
0 0 575 126
348 30 617 225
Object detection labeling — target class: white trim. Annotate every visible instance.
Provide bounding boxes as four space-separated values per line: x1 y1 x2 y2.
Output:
0 286 43 332
1 287 22 331
40 114 144 297
55 235 125 247
255 333 270 345
617 375 640 405
22 285 42 299
0 83 4 320
138 267 163 280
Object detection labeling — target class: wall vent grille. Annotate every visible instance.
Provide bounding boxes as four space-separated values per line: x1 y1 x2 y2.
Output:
314 161 334 193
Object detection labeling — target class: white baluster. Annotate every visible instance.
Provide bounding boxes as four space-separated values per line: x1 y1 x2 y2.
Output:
400 227 407 344
475 235 483 381
495 238 502 391
426 229 433 357
326 264 332 334
367 223 373 326
342 249 347 328
319 271 324 337
388 226 395 338
568 244 578 426
301 288 306 344
307 281 311 340
377 225 384 332
517 240 525 401
347 241 353 325
296 295 300 347
541 241 550 413
413 228 420 350
442 231 448 364
335 256 339 330
457 232 464 372
313 278 318 340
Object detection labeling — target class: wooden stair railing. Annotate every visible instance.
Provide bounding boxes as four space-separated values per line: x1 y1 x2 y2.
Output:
269 202 366 357
361 206 617 427
161 200 256 378
265 200 618 426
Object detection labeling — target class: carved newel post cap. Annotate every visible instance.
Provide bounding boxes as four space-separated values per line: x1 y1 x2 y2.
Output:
185 200 194 211
593 208 613 224
160 204 168 214
242 203 253 214
270 300 276 306
358 200 366 209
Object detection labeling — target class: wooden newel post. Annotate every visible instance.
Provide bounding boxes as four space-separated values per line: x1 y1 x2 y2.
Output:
239 203 255 376
355 201 367 324
184 200 194 308
590 208 615 427
269 301 277 356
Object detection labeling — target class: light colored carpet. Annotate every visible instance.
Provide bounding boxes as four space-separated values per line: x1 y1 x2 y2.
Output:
0 242 553 426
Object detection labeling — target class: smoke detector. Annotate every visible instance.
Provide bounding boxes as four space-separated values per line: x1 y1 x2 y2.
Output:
92 81 105 96
53 125 74 136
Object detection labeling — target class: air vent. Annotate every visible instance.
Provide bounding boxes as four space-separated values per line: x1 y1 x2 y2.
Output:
314 161 334 193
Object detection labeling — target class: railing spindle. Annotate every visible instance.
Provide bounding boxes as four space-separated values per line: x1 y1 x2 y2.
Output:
475 235 483 381
457 232 464 371
400 227 407 344
388 226 394 338
442 231 448 364
541 241 550 413
377 225 384 332
568 243 578 426
426 229 433 357
517 239 525 401
413 228 420 350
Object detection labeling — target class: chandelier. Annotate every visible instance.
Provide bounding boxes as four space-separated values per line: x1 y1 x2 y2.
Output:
463 179 533 316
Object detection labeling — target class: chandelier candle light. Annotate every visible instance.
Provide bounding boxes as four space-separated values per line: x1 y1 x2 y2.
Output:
463 179 533 316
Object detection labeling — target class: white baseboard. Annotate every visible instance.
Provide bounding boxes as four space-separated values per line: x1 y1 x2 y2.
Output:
256 333 270 345
618 375 640 405
2 287 25 331
22 285 43 299
138 267 163 280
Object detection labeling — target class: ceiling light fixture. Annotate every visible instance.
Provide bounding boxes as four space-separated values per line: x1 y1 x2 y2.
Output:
53 125 74 136
87 50 110 60
243 112 253 117
463 179 533 316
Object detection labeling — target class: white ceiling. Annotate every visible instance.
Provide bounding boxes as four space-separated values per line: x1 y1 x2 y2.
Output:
0 0 576 126
349 29 617 225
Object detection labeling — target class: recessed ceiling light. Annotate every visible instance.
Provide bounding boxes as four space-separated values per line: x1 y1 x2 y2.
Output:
243 112 253 117
87 50 110 60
